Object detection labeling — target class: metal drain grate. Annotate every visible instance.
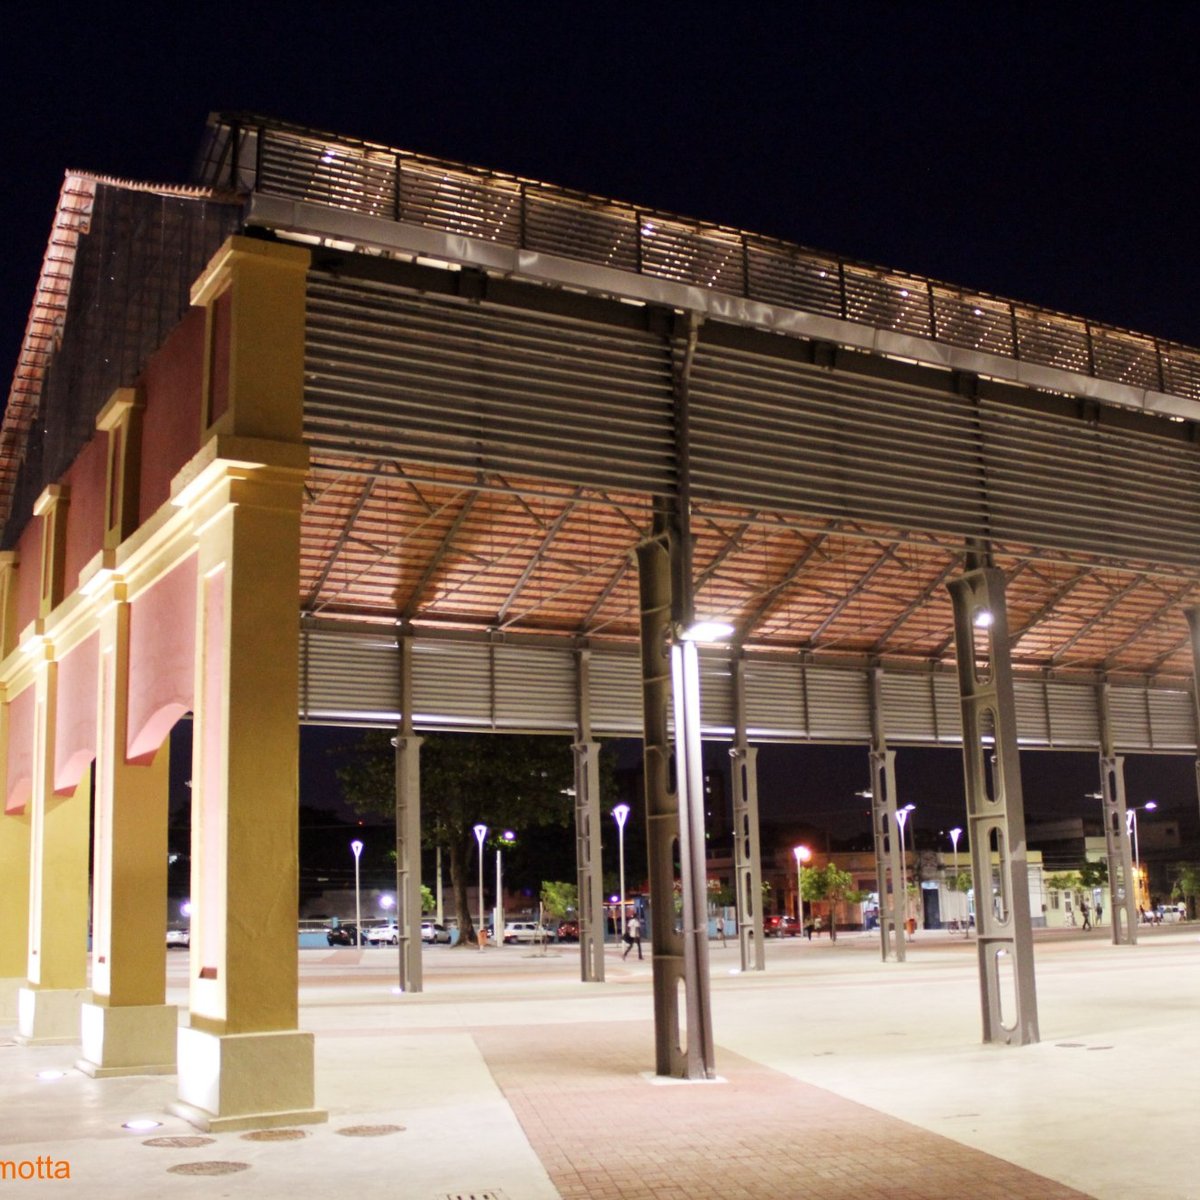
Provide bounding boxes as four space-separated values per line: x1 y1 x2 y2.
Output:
335 1124 406 1137
439 1193 506 1200
143 1136 216 1149
240 1128 308 1142
166 1161 251 1176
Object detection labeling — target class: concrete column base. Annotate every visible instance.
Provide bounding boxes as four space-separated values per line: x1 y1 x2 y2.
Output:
16 987 91 1045
76 1002 178 1077
169 1026 326 1132
0 977 23 1022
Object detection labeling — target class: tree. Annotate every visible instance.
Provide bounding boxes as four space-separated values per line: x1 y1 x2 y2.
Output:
335 732 575 947
420 884 436 915
800 863 870 942
540 880 577 923
1171 863 1200 919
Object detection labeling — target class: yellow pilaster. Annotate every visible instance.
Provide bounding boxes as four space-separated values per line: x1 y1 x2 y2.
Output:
0 552 19 659
18 649 91 1044
78 584 175 1076
0 693 32 1017
169 231 320 1130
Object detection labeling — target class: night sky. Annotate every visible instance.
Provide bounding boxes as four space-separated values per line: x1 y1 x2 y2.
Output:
7 7 1200 844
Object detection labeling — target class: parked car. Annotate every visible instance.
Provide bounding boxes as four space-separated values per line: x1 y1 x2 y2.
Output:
421 921 451 943
364 923 398 945
503 921 551 944
166 927 190 949
555 920 579 942
763 915 802 937
326 924 360 947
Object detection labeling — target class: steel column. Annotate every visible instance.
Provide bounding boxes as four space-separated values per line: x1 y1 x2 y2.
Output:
948 565 1039 1045
730 655 765 972
394 634 423 993
868 665 906 962
636 527 686 1075
573 648 605 983
1097 683 1138 945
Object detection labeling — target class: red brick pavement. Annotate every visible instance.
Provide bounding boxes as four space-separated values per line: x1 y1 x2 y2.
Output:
473 1021 1094 1200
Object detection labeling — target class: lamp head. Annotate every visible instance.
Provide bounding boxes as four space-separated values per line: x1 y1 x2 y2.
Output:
793 844 812 864
350 840 363 859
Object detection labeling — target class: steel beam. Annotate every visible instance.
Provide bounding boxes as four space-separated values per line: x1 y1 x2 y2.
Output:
1096 682 1138 945
573 649 605 983
1186 609 1200 832
948 565 1039 1045
730 655 765 972
868 665 906 962
393 634 423 993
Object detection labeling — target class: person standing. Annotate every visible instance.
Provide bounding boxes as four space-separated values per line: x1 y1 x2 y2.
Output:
623 914 643 960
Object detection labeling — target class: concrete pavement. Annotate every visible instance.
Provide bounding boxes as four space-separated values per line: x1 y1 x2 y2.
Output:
2 926 1197 1198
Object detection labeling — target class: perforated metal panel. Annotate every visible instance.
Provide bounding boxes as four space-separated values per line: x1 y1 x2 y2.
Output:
411 640 492 726
1014 679 1051 746
1145 688 1196 750
1044 682 1101 748
304 273 675 495
932 675 965 743
699 653 735 734
1109 687 1153 750
587 651 643 735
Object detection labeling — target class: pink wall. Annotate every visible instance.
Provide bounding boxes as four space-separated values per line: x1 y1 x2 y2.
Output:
62 435 107 591
139 307 205 521
12 520 41 637
5 686 35 814
127 554 197 763
54 632 98 794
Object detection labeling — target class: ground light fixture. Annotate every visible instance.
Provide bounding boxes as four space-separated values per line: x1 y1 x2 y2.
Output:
613 803 631 935
35 1070 65 1081
350 840 364 947
121 1119 162 1132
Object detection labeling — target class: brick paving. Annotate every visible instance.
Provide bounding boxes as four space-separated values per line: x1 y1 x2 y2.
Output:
474 1020 1095 1200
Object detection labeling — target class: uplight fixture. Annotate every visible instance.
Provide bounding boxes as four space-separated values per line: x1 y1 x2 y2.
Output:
679 620 735 643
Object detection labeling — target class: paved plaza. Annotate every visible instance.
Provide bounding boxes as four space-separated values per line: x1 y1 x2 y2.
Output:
3 926 1197 1199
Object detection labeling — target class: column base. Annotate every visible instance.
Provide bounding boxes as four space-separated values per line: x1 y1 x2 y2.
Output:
76 1002 177 1077
16 987 91 1045
0 977 22 1022
169 1026 326 1132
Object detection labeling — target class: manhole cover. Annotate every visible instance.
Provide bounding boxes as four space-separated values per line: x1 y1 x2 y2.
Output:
143 1135 216 1149
167 1161 250 1176
335 1124 406 1138
241 1128 308 1142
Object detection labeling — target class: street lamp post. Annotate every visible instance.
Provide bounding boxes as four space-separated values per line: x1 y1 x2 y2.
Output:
350 840 364 947
473 823 488 949
896 805 915 935
793 844 812 934
1126 802 1157 910
496 830 515 944
613 804 630 936
949 826 965 934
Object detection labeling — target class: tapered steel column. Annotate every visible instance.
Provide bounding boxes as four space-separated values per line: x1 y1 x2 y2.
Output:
1186 609 1200 831
730 656 765 972
868 665 906 963
574 648 605 982
948 564 1039 1045
1096 683 1138 945
394 633 423 993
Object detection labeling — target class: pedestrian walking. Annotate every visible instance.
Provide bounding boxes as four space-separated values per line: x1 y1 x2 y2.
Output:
1080 901 1092 931
623 914 643 960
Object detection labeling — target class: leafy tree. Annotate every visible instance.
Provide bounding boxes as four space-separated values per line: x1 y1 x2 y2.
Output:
1171 863 1200 919
420 884 435 915
800 863 870 942
336 732 574 947
1079 860 1108 891
946 870 972 893
540 880 577 922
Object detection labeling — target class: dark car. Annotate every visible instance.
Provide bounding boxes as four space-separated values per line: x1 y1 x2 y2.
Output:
763 915 802 937
326 924 360 946
556 920 579 942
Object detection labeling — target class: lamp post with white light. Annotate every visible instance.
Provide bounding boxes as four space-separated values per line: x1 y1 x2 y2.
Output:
473 823 488 948
793 844 812 933
613 804 630 936
949 827 966 933
896 805 915 933
350 840 364 947
496 830 515 944
1126 801 1157 910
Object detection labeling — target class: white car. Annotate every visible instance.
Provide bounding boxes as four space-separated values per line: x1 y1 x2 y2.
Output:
502 921 551 944
421 922 451 944
166 927 190 949
363 923 398 945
